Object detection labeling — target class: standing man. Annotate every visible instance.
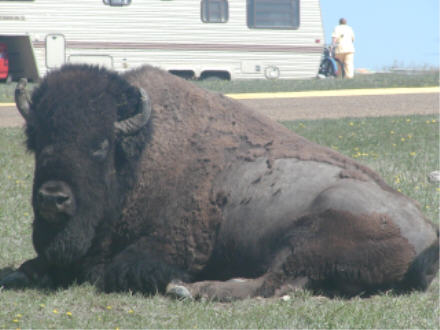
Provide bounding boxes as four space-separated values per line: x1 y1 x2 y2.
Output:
332 18 355 78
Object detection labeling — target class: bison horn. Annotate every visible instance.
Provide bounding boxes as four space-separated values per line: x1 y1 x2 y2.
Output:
15 78 32 121
114 88 152 136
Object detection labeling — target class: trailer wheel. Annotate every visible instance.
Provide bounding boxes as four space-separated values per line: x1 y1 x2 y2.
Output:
169 70 195 80
200 71 230 81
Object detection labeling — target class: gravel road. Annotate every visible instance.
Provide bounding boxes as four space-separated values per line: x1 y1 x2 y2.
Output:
0 92 438 128
240 92 439 121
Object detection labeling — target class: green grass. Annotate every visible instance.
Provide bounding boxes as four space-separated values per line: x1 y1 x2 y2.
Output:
0 71 438 102
0 115 439 329
195 71 439 94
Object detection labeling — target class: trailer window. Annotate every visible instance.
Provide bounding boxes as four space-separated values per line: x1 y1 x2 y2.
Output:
201 0 229 23
103 0 131 6
247 0 299 29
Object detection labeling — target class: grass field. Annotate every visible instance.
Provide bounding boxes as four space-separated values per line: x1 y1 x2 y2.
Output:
197 71 440 94
0 71 438 102
0 114 438 329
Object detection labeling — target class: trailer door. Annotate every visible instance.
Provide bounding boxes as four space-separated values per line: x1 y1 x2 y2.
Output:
46 34 65 69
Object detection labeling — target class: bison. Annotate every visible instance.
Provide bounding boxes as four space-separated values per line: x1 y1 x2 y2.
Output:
1 64 438 301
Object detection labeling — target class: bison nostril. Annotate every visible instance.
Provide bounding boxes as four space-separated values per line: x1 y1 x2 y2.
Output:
56 195 70 206
37 181 75 218
38 191 70 207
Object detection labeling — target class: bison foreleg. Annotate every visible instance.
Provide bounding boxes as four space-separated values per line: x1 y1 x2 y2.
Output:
0 257 54 289
98 245 190 295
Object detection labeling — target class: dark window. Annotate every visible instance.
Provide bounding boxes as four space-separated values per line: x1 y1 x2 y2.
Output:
103 0 131 6
201 0 229 23
247 0 299 29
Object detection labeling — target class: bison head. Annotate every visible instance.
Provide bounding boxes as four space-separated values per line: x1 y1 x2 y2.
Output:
15 65 151 268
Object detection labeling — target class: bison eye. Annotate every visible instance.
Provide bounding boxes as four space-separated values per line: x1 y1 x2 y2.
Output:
91 139 110 161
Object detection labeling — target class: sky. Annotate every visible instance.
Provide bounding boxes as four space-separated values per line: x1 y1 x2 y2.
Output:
320 0 439 70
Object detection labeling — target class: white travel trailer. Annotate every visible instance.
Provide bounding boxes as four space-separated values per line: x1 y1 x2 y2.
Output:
0 0 324 81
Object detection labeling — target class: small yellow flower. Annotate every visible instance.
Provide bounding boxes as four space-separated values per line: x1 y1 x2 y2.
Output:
426 120 431 124
400 137 405 142
349 122 354 126
436 187 440 192
392 143 397 147
409 152 416 157
53 309 59 314
406 118 411 122
66 312 72 317
338 135 343 139
24 212 29 217
390 130 395 134
106 305 112 310
128 310 134 314
12 319 19 323
15 314 22 318
39 304 46 308
407 134 412 139
432 119 437 123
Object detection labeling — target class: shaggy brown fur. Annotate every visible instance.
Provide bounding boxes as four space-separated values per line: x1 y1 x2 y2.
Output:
1 64 438 300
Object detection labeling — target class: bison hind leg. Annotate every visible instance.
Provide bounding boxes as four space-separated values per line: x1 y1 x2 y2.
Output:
397 238 439 293
166 278 265 302
166 276 309 302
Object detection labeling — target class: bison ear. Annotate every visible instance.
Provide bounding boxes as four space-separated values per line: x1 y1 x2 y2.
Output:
15 78 32 121
114 87 152 136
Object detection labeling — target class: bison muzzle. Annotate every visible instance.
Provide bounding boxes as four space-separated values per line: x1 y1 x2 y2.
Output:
1 64 438 300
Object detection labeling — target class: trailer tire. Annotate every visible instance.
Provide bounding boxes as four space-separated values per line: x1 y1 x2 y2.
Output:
200 71 230 81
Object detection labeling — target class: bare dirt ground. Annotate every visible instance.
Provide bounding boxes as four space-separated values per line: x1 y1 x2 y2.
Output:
240 92 439 121
0 92 438 128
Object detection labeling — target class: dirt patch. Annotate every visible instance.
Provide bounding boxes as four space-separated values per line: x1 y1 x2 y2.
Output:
240 93 439 121
1 92 438 128
0 106 25 127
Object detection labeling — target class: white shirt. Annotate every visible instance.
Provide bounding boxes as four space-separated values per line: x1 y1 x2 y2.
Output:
332 24 355 54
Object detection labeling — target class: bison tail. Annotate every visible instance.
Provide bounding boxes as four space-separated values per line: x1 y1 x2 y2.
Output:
399 237 439 292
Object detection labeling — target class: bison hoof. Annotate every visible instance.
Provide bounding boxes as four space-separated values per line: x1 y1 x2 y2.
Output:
0 270 30 289
166 282 193 300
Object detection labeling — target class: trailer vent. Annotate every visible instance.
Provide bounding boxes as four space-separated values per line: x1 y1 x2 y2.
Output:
247 0 300 29
201 0 229 23
103 0 131 6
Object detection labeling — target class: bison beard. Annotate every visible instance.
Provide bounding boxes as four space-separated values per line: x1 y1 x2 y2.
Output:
1 64 438 300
